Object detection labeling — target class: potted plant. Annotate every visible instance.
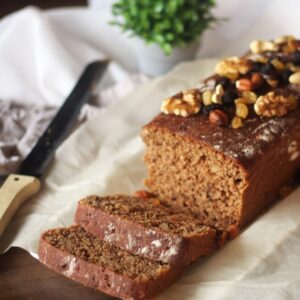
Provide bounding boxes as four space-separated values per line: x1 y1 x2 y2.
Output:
111 0 219 76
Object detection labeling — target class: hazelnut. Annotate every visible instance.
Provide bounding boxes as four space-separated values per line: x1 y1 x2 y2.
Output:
251 73 264 88
236 78 253 92
209 109 228 126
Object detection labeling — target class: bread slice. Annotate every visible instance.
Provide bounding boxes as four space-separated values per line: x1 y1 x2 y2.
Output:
75 195 217 265
38 225 182 300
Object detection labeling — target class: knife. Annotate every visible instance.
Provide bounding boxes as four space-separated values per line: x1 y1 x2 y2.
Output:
0 60 108 238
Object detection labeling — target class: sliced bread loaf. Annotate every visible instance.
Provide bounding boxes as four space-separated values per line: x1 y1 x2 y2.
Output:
75 195 217 265
38 225 182 300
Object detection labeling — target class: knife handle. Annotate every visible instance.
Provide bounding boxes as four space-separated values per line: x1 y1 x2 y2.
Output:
0 174 41 238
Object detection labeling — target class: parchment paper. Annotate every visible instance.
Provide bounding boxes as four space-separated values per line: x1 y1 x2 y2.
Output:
1 59 300 299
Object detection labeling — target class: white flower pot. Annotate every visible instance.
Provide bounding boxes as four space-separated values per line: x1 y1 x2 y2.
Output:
133 38 200 76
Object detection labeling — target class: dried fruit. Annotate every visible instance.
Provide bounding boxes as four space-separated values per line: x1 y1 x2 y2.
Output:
235 98 249 105
202 90 213 106
217 77 231 87
215 57 251 80
292 50 300 65
280 69 293 84
231 116 243 129
242 91 257 103
260 62 277 75
236 103 249 119
289 71 300 85
286 62 300 73
266 78 278 88
209 109 228 126
211 84 224 104
236 78 253 92
254 92 297 117
222 89 238 106
271 59 285 71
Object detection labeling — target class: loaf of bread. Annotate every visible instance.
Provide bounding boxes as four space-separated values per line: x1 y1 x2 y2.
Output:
39 36 300 299
38 225 182 300
75 195 217 265
142 36 300 230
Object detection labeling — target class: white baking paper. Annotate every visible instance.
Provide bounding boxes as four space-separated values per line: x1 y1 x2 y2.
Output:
1 59 300 299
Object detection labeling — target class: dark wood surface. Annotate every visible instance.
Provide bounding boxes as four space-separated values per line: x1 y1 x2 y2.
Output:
0 247 112 300
0 1 87 18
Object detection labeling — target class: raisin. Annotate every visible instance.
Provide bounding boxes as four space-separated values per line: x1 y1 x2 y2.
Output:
260 62 277 75
292 50 300 66
280 69 293 84
217 77 231 88
222 89 238 107
251 61 264 73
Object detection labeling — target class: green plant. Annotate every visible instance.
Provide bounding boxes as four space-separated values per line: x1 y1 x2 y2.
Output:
111 0 218 55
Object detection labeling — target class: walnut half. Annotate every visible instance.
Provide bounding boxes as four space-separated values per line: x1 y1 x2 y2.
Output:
254 92 297 117
161 89 201 117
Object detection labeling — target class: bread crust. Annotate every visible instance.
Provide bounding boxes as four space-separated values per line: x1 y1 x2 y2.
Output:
75 196 217 266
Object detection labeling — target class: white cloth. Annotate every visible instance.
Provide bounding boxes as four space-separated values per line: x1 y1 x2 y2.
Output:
0 6 149 174
1 1 300 299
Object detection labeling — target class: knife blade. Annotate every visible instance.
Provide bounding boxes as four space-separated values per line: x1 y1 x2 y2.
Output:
0 60 108 238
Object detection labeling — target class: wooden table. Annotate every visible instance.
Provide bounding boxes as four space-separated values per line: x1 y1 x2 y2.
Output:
0 247 112 300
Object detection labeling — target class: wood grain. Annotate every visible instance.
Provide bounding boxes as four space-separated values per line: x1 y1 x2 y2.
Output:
0 175 40 238
0 247 114 300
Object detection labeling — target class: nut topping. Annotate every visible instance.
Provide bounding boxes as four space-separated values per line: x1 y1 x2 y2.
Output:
250 73 264 89
161 89 201 117
249 40 279 54
274 35 295 44
215 57 251 80
160 35 300 129
209 109 228 126
236 78 253 92
254 92 297 117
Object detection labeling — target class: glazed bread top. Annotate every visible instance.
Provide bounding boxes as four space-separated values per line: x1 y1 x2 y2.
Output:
143 36 300 170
